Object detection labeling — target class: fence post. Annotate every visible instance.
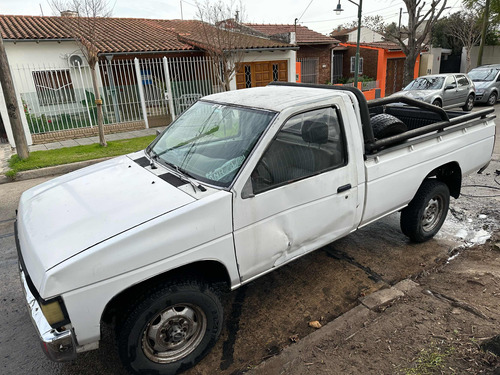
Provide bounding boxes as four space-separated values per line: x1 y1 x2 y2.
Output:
134 57 149 129
77 62 94 128
162 57 176 122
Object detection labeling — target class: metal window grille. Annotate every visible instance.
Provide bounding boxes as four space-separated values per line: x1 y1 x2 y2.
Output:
272 64 279 81
350 56 363 75
297 58 318 84
32 70 76 106
244 65 252 88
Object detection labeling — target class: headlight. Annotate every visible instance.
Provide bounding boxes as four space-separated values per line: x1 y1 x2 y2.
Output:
40 298 68 327
476 89 484 95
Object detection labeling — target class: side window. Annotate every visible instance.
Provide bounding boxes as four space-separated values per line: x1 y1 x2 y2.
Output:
445 75 456 88
251 107 346 194
456 75 469 87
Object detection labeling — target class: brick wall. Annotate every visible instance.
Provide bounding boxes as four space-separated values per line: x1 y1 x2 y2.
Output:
343 46 379 80
298 44 334 85
32 121 146 144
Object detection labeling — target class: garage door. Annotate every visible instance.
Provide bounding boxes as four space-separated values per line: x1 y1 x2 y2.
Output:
236 61 288 89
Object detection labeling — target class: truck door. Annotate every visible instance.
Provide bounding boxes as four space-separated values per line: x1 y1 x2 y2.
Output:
232 106 359 282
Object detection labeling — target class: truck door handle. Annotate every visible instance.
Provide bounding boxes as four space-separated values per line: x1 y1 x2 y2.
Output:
337 184 351 193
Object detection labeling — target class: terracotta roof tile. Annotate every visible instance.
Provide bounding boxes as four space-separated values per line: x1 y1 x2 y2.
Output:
245 23 339 44
0 15 292 53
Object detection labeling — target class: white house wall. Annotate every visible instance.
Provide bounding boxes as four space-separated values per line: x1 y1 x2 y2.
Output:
229 50 296 90
347 27 384 43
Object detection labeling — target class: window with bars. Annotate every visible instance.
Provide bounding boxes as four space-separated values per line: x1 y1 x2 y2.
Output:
272 64 279 81
350 57 363 75
32 70 76 106
244 65 252 88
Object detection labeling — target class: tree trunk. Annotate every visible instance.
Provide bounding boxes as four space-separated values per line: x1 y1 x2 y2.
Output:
403 51 418 87
0 35 29 159
466 49 472 73
90 65 107 147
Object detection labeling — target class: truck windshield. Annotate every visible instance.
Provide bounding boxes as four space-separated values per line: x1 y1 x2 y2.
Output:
404 76 444 90
149 101 276 188
468 69 499 82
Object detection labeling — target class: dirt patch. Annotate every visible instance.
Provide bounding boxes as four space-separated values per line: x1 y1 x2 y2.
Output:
250 237 500 375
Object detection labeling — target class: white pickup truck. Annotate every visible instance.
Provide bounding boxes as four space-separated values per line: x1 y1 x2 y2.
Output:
16 83 496 375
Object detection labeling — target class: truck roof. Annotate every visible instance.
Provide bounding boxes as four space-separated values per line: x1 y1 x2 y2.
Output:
202 86 348 112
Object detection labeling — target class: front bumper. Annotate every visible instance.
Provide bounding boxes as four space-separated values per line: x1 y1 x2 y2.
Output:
15 220 76 362
19 268 77 362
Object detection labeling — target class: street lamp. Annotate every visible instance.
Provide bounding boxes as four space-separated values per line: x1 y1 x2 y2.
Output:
335 0 363 88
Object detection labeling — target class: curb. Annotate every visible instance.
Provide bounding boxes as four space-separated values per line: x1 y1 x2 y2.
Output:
247 279 419 374
0 157 113 185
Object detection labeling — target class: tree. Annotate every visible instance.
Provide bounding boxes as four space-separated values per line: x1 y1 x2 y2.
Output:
447 11 482 71
195 0 246 91
332 15 387 35
386 0 448 86
50 0 111 147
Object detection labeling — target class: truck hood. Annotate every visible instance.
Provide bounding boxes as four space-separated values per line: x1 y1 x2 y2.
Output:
17 155 195 286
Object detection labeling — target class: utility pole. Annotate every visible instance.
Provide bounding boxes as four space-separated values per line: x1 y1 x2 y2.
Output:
477 0 490 66
0 34 29 159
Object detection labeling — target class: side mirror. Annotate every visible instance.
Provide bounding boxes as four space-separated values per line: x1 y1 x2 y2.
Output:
241 177 255 199
445 84 456 90
156 129 161 136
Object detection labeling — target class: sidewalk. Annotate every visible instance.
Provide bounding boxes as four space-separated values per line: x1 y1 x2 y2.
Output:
0 127 163 181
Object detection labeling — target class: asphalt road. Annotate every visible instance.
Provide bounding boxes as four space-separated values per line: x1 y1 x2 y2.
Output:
0 102 499 375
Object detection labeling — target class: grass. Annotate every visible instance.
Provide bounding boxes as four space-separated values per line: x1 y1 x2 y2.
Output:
404 343 455 375
7 135 156 177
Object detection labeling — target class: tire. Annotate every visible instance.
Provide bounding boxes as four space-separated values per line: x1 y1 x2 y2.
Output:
432 99 442 107
117 280 223 375
462 94 474 111
487 92 498 106
370 114 407 139
400 180 450 243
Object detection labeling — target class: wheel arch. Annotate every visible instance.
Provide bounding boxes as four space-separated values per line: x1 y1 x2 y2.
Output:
101 260 231 324
425 161 462 199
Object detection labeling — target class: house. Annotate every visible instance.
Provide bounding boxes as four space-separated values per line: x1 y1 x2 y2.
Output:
330 26 384 44
337 42 420 97
0 14 297 146
244 24 340 85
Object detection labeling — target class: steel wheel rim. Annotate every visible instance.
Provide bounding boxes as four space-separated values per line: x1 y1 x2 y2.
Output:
421 196 444 233
142 303 207 364
466 96 473 110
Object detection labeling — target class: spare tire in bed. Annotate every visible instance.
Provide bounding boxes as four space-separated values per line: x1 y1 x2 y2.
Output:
370 114 407 139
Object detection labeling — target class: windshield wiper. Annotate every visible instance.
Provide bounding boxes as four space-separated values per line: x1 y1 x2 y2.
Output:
154 157 206 193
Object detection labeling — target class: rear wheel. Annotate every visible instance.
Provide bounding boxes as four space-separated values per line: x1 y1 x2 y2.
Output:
487 92 498 106
400 180 450 243
117 280 223 375
462 94 474 111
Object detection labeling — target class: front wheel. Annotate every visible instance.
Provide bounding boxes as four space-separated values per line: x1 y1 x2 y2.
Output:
117 280 223 375
400 180 450 243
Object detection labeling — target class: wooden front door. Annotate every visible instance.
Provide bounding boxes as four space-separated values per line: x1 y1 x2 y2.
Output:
385 58 405 96
236 61 288 89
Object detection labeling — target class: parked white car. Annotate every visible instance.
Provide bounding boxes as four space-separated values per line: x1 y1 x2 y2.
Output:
16 83 496 375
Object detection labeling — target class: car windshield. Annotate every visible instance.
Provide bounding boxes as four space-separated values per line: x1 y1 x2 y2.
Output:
404 76 444 90
468 68 499 82
149 101 276 188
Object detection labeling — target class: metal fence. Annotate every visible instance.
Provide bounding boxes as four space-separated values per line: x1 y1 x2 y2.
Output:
10 56 223 135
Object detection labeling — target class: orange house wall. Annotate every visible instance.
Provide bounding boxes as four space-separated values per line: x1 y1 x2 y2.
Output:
342 43 421 98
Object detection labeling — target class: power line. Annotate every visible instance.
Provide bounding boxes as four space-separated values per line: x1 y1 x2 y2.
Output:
297 0 315 22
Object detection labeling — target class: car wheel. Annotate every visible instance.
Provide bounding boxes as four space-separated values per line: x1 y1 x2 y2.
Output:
431 99 442 107
370 114 407 139
487 92 498 106
117 280 223 375
462 94 474 111
400 180 450 243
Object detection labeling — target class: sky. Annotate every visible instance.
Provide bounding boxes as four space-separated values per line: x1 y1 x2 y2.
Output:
2 0 465 36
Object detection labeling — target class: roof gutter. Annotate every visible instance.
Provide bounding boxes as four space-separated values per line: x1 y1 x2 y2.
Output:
232 46 299 52
98 49 200 56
